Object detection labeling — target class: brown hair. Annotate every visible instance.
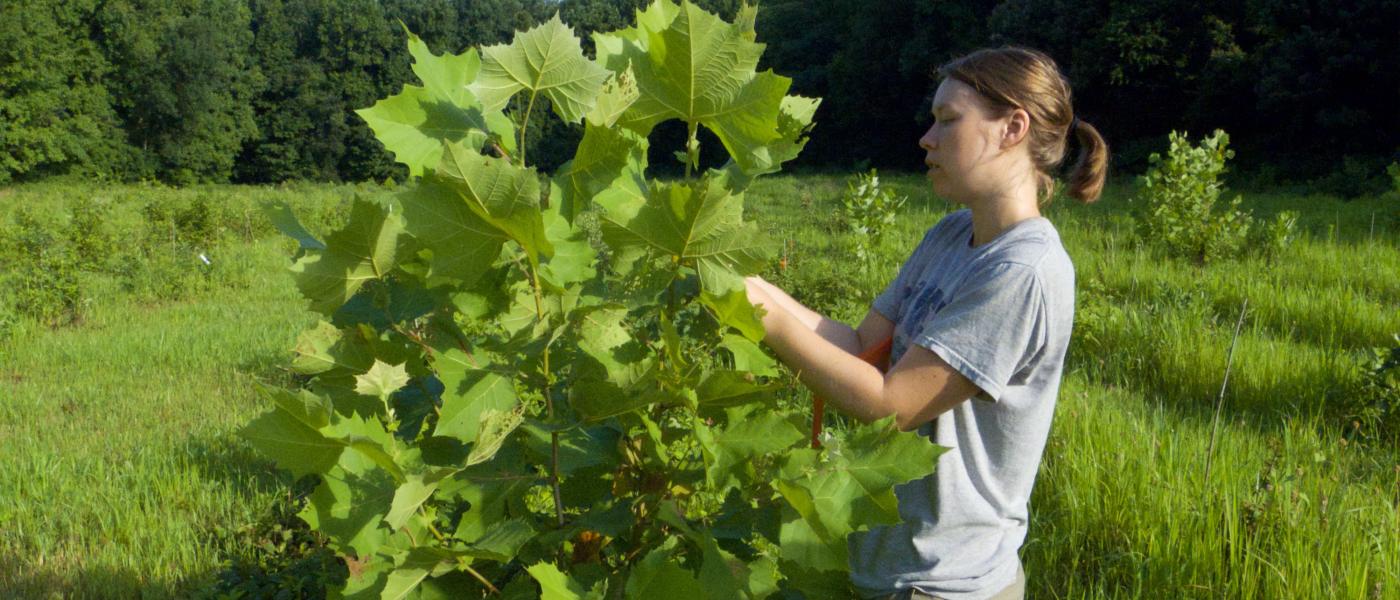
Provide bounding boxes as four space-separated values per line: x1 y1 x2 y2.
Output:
937 47 1108 204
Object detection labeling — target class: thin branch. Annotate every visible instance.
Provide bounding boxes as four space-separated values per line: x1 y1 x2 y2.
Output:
1204 298 1249 483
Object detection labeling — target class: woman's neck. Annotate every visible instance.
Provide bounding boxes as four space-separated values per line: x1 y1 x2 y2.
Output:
964 180 1042 248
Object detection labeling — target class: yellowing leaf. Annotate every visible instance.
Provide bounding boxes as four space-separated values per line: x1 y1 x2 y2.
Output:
354 360 410 400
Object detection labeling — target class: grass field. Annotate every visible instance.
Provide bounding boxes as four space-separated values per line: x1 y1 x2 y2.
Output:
1 176 1397 598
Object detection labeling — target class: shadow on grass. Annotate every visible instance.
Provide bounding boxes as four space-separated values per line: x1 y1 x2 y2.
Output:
176 433 343 598
0 555 183 599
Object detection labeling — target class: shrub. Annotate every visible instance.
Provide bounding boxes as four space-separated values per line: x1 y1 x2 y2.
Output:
1388 161 1400 196
1248 210 1299 261
1 208 85 327
1136 130 1253 265
841 169 906 267
1346 334 1400 444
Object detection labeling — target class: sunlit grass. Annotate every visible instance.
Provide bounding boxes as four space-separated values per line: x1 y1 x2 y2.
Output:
0 176 1396 597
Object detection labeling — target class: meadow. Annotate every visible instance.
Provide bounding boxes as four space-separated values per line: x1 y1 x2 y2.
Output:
0 175 1396 598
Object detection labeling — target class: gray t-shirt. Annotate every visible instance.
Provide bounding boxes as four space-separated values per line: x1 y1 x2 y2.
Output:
849 208 1075 599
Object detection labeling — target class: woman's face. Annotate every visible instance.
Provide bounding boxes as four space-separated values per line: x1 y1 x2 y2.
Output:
918 78 1011 204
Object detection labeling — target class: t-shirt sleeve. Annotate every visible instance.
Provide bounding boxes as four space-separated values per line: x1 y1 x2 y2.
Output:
872 258 914 322
909 261 1047 402
872 219 948 321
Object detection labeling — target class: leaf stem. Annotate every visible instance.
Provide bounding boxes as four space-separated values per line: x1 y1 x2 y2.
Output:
519 91 539 167
685 121 698 180
464 564 502 595
527 265 566 527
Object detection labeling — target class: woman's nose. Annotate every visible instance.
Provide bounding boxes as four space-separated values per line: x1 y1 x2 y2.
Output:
919 127 936 151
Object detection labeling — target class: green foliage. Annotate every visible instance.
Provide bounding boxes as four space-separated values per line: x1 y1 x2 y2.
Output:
1246 210 1299 262
1388 162 1400 196
0 208 85 330
96 0 263 183
1135 130 1253 265
1346 335 1400 444
0 0 131 183
247 3 940 597
840 169 906 266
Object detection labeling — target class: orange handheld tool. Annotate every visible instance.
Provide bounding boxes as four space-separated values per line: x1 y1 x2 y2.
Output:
811 335 893 448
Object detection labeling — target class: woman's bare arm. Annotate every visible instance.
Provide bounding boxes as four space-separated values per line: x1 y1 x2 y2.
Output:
745 281 980 431
748 276 895 355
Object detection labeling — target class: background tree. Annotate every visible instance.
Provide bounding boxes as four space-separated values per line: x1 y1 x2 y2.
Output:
97 0 263 184
0 0 130 183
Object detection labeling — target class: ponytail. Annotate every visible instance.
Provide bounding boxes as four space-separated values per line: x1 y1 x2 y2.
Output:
1066 118 1108 204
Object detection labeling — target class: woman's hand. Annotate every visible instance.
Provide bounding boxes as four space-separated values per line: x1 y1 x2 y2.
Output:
744 276 788 341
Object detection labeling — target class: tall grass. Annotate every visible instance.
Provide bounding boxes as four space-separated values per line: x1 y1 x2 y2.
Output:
0 176 1396 597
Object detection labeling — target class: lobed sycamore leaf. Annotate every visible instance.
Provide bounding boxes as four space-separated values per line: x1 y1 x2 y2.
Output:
569 306 665 420
595 171 771 336
385 475 440 531
263 200 325 260
694 405 801 492
472 14 610 124
300 465 397 558
720 333 778 376
399 175 509 287
624 542 705 598
466 405 526 466
460 517 534 562
774 416 945 571
354 359 410 400
432 347 517 444
240 407 343 478
585 67 639 127
290 198 405 316
436 141 552 266
595 1 790 174
537 204 598 290
357 33 513 177
527 562 607 600
550 123 648 224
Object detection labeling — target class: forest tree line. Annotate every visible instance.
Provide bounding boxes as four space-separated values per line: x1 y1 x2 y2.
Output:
2 0 1397 193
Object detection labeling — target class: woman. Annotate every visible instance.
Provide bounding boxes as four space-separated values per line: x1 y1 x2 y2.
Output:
744 47 1108 599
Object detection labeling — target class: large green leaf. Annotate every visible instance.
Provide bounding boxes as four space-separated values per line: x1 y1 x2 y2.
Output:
537 204 598 290
550 123 647 224
625 543 705 598
528 562 606 600
300 465 397 558
290 198 404 316
595 171 770 334
354 359 410 401
357 33 513 177
399 175 509 287
472 15 610 124
436 142 553 266
385 475 440 531
240 407 343 478
698 405 801 491
291 320 374 376
263 200 325 260
433 347 517 444
774 417 944 571
460 518 534 562
569 306 664 420
381 546 463 600
595 1 789 173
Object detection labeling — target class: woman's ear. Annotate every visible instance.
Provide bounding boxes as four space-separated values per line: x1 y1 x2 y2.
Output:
1001 108 1031 149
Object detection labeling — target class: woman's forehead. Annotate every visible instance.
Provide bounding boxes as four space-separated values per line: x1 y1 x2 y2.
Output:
930 79 979 112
